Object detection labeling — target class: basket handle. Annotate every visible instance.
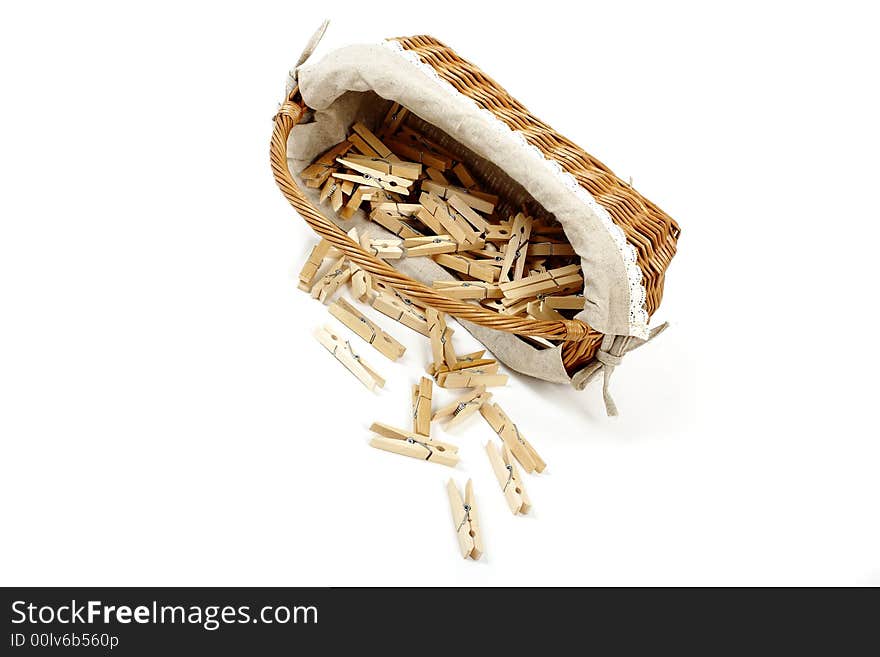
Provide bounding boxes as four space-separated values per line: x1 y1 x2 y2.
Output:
270 91 591 342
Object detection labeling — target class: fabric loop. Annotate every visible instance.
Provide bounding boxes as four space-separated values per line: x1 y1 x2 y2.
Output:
595 350 623 367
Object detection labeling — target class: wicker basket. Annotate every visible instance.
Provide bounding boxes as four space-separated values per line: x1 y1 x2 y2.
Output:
271 30 680 409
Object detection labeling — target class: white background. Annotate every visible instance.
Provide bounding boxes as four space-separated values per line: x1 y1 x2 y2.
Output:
1 1 878 586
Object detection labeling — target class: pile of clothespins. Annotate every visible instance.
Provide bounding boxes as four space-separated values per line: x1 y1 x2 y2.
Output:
297 110 584 559
298 104 587 334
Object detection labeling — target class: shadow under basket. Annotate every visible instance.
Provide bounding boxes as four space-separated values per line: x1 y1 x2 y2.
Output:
270 33 680 411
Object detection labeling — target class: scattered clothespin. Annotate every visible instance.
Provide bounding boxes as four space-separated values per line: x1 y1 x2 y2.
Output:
328 298 405 361
310 255 352 303
479 402 546 474
371 292 430 336
349 262 371 301
369 422 459 467
297 239 336 291
432 386 492 429
498 264 583 301
428 352 498 376
314 325 384 391
486 441 531 515
436 368 508 389
411 376 433 437
447 478 483 560
426 308 458 371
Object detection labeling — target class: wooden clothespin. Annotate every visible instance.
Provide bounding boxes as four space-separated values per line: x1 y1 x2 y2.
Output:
341 155 422 181
339 186 370 220
527 242 576 257
369 208 423 239
328 298 406 361
377 102 409 139
451 163 478 190
371 291 430 336
385 127 454 170
365 238 405 260
498 213 533 282
351 122 400 161
349 262 371 301
431 281 503 300
426 308 458 371
432 386 492 429
371 202 422 217
411 376 433 437
497 264 583 301
433 254 499 283
428 351 498 376
421 180 496 214
314 325 385 391
319 177 345 212
484 222 515 243
479 402 546 474
310 255 352 303
436 368 508 389
447 194 490 232
300 140 353 188
447 479 483 560
402 235 459 257
297 239 337 291
526 299 565 321
542 294 585 310
486 441 531 515
426 167 450 184
369 422 459 467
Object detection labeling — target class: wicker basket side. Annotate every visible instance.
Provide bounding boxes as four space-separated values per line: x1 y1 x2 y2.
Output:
391 36 681 321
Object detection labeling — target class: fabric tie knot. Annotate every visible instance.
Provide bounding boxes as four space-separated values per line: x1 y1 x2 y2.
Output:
570 322 669 417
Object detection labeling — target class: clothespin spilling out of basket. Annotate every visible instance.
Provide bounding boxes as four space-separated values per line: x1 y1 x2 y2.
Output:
426 308 458 373
411 376 433 437
479 401 545 474
486 441 531 515
314 325 385 391
432 386 492 429
310 255 351 303
369 422 459 467
328 298 405 361
447 478 483 560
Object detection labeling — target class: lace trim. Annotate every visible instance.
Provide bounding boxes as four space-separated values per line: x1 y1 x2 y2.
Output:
382 39 649 339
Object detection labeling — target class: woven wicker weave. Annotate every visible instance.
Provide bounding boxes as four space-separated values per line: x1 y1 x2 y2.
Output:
270 35 679 374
